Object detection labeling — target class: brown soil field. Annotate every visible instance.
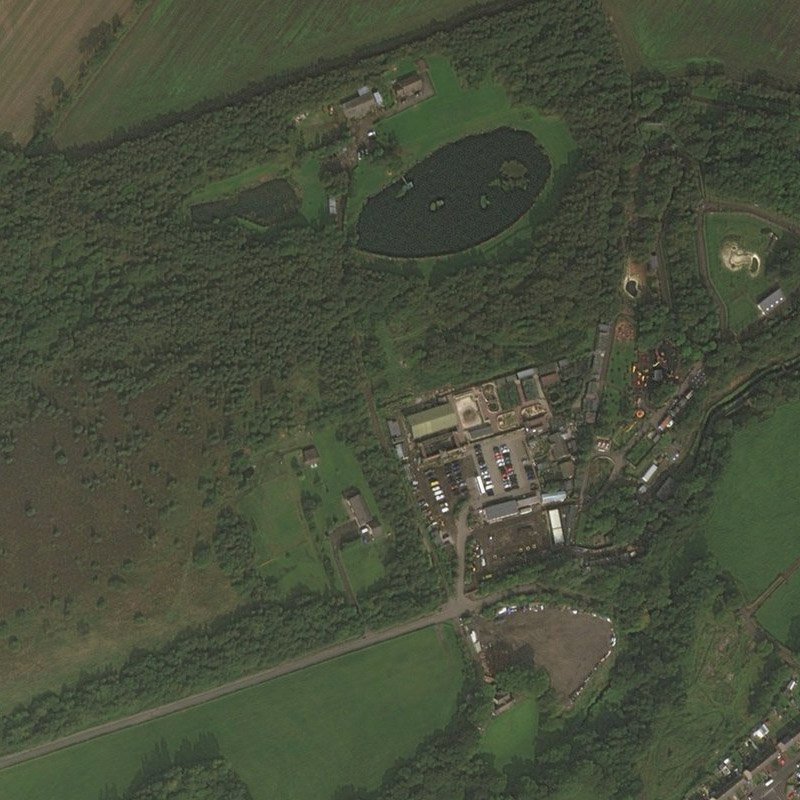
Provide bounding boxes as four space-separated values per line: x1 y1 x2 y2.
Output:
475 606 614 697
0 379 239 709
0 0 133 142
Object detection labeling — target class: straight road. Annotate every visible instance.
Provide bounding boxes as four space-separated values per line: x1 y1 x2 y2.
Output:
0 598 471 771
0 563 578 772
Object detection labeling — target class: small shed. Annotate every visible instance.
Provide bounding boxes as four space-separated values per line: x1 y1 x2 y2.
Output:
302 445 320 468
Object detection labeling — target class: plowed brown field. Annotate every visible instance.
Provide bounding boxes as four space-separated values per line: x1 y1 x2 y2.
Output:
0 0 132 142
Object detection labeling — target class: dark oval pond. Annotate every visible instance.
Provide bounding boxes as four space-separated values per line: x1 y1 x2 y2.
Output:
356 127 551 258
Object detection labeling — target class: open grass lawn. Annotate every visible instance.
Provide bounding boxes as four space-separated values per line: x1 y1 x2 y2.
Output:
636 605 770 799
0 626 463 800
596 337 636 437
348 56 577 232
704 213 784 331
706 401 800 600
239 425 383 595
479 697 538 767
602 0 800 80
54 0 498 146
239 474 329 595
757 571 800 647
341 540 387 593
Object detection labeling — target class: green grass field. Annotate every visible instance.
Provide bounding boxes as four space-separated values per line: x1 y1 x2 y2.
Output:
239 426 384 594
0 626 463 800
602 1 800 79
635 606 771 798
479 697 538 767
239 466 330 594
706 401 800 600
347 56 577 230
704 213 783 331
341 539 387 593
757 571 800 646
54 0 497 146
597 335 636 437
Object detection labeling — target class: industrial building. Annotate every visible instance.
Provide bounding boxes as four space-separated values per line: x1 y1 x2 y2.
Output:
406 403 458 440
757 287 786 316
547 508 565 545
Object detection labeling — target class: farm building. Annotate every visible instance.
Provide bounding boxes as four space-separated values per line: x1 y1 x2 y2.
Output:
757 287 786 316
387 419 402 441
342 489 383 539
548 508 564 545
341 90 377 120
394 72 424 101
482 499 519 524
641 463 658 484
541 490 567 506
406 403 458 440
302 445 320 468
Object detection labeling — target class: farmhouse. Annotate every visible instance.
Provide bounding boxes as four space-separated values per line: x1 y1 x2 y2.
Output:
407 403 458 440
341 88 377 120
342 489 383 539
302 445 320 468
757 287 786 316
394 72 424 101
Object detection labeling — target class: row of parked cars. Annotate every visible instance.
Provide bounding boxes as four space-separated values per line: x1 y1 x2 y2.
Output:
492 444 519 492
473 444 495 496
426 470 450 515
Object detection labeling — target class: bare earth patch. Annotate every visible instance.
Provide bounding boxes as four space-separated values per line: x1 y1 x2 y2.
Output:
475 606 614 697
0 0 132 142
720 240 762 277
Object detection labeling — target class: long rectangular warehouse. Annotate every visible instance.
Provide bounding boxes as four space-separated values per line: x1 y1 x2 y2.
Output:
483 499 519 524
407 404 458 440
548 508 564 545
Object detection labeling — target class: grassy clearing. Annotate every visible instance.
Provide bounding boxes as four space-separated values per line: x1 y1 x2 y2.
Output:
239 425 383 595
341 540 387 593
705 401 800 600
479 697 538 767
704 213 783 331
635 606 769 798
596 337 636 437
348 56 577 230
239 474 329 595
601 0 800 80
54 0 498 145
0 626 463 800
757 571 800 646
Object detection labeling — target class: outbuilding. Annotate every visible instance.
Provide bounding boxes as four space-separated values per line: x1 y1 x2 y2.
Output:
302 445 320 468
757 287 786 316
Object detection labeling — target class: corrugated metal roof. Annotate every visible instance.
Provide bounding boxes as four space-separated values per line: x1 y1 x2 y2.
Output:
407 404 458 440
483 500 519 522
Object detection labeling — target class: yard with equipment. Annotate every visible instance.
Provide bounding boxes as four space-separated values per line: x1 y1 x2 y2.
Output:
704 212 786 331
0 626 464 800
602 0 800 79
53 0 498 146
705 400 800 601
